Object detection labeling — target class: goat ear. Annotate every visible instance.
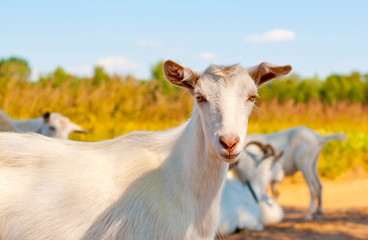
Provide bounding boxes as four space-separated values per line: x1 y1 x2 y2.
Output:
163 60 199 95
43 112 50 123
71 122 88 134
249 62 292 87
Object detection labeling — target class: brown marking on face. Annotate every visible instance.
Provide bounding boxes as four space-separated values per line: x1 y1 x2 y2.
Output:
204 64 244 80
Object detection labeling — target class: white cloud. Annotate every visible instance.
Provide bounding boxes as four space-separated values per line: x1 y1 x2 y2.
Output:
199 52 218 60
244 29 295 43
138 39 161 47
96 56 142 76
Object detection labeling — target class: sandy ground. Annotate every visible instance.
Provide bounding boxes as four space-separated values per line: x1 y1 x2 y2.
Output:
220 173 368 240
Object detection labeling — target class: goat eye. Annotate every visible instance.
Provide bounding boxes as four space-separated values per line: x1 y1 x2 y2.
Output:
247 95 256 102
49 126 56 131
196 95 206 102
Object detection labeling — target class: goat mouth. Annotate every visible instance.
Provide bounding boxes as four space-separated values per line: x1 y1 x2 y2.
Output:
220 152 240 162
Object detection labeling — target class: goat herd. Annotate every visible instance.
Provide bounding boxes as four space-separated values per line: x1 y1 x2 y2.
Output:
0 60 346 240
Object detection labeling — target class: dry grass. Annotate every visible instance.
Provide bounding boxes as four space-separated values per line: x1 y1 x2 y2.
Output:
0 77 366 178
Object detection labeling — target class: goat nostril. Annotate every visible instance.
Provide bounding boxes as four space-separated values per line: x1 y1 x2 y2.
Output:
219 137 228 149
219 136 240 152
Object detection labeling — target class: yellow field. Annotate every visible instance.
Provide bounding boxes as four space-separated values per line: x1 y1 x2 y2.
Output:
0 77 367 178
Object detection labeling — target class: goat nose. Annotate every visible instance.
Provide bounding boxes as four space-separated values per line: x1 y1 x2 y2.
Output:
219 135 240 152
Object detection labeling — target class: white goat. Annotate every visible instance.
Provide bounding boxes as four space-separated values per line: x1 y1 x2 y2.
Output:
247 127 347 219
218 142 284 235
0 110 87 139
0 60 291 240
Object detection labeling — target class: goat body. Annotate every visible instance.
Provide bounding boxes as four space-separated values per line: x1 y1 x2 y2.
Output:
247 126 347 219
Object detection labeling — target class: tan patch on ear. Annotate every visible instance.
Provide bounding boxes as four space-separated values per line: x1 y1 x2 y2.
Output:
260 72 276 82
163 60 198 91
249 62 292 87
164 60 185 83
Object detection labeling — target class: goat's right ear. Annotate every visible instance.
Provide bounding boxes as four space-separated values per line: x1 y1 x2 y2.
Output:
43 112 50 123
163 60 199 95
249 62 292 87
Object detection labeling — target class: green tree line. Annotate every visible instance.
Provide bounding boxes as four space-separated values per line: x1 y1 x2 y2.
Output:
1 57 368 104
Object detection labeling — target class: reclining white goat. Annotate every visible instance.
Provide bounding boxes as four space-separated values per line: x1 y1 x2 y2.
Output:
247 127 347 219
0 110 87 139
218 142 284 236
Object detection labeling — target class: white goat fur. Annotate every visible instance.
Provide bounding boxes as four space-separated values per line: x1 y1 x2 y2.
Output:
0 110 86 139
258 194 284 226
247 127 347 219
0 60 292 240
219 173 262 235
218 146 284 235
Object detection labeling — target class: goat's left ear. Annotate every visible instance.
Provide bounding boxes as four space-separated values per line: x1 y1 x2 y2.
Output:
249 62 292 87
43 112 50 123
163 60 199 95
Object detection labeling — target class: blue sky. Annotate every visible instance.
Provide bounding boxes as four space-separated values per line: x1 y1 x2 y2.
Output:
1 0 368 80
